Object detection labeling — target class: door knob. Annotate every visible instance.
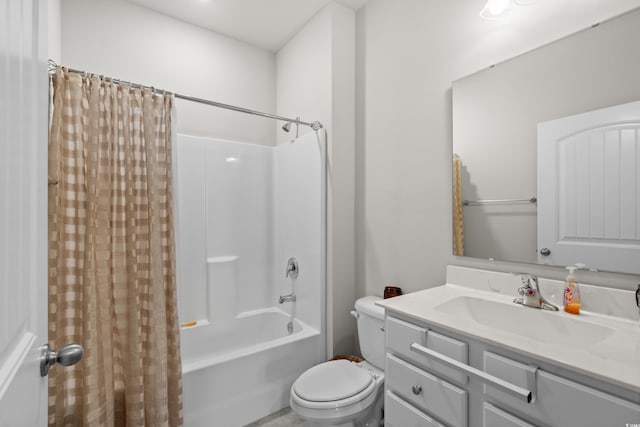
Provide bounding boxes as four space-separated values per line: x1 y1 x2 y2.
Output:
40 343 84 377
539 248 551 256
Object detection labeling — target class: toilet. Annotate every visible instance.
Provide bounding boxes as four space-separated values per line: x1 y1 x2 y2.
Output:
290 296 386 426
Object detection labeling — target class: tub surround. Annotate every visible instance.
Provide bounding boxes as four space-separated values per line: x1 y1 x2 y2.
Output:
377 266 640 394
175 131 325 426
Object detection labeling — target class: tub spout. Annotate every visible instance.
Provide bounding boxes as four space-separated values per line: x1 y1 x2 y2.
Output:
279 293 296 304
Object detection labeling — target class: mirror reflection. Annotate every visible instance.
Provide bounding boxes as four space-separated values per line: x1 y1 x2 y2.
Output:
452 8 640 274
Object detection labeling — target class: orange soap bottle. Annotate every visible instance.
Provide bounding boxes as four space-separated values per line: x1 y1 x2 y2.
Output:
563 266 581 315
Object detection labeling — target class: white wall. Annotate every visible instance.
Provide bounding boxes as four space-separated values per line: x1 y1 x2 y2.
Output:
356 0 453 298
47 0 61 62
355 0 640 298
60 0 276 145
277 3 356 357
276 6 331 146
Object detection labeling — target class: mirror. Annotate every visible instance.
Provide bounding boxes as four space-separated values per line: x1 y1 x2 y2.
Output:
452 8 640 274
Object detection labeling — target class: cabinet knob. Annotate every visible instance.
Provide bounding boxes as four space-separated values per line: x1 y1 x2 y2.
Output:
412 384 422 395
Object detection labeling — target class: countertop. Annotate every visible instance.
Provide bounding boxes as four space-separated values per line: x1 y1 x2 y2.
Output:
377 281 640 394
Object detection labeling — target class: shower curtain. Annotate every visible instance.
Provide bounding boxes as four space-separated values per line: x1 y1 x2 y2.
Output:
48 68 182 426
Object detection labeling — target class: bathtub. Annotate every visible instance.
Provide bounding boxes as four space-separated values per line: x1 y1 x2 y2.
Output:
181 307 323 427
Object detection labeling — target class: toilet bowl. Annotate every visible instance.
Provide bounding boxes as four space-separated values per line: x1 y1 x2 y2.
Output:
290 296 385 426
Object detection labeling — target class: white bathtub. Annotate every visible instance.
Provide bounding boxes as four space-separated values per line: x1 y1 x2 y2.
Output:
181 307 322 427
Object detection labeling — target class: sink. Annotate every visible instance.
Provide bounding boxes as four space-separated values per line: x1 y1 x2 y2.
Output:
433 296 614 347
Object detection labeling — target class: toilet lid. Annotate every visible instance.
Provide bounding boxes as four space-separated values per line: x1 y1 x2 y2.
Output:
293 360 373 402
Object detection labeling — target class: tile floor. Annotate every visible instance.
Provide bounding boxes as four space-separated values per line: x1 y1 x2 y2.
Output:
245 407 305 427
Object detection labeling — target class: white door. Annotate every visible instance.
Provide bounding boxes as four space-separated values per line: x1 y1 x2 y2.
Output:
537 100 640 273
0 0 48 424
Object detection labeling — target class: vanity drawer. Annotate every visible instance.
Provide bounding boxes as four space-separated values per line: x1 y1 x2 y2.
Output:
385 391 445 427
484 351 640 426
386 316 468 384
483 351 537 402
386 316 427 355
386 353 468 427
483 402 535 427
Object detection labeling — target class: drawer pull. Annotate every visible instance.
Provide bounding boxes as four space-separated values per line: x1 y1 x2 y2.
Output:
412 384 422 395
410 342 532 403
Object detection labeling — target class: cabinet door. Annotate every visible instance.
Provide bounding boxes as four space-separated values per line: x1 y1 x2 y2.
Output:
483 403 535 427
385 391 445 427
536 371 640 426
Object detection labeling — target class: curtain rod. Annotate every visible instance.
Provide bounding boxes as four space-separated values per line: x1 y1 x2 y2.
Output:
48 60 323 130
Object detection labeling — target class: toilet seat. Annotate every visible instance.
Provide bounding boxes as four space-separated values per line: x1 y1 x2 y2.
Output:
290 361 383 411
293 360 373 403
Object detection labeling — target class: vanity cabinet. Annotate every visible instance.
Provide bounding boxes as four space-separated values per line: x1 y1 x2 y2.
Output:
384 314 640 427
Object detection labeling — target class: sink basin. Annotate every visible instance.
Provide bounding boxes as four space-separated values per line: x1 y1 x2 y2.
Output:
434 296 614 347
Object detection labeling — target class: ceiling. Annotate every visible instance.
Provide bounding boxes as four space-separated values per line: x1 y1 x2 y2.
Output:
126 0 640 53
127 0 369 52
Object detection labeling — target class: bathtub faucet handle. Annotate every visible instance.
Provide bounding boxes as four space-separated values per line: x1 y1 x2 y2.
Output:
286 257 299 279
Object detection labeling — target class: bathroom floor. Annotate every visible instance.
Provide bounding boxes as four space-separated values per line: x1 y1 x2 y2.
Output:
245 407 305 427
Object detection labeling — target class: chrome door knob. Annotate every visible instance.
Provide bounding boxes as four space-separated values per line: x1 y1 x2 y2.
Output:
40 343 84 377
539 248 551 256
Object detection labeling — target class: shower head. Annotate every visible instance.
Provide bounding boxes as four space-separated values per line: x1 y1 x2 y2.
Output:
282 117 300 140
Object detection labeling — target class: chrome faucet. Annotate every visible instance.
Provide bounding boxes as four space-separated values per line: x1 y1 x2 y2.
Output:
286 257 299 279
279 293 296 304
513 274 558 311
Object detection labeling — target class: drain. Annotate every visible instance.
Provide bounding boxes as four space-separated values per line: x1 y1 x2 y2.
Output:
287 321 294 334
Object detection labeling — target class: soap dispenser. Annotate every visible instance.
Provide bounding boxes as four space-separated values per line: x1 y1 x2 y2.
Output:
563 266 581 315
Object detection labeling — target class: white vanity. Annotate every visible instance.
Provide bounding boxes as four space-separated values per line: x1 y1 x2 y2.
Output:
377 266 640 427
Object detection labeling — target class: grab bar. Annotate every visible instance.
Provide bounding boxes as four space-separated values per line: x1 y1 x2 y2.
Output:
410 343 533 403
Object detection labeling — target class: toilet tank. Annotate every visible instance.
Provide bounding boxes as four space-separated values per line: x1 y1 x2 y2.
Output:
354 296 386 370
